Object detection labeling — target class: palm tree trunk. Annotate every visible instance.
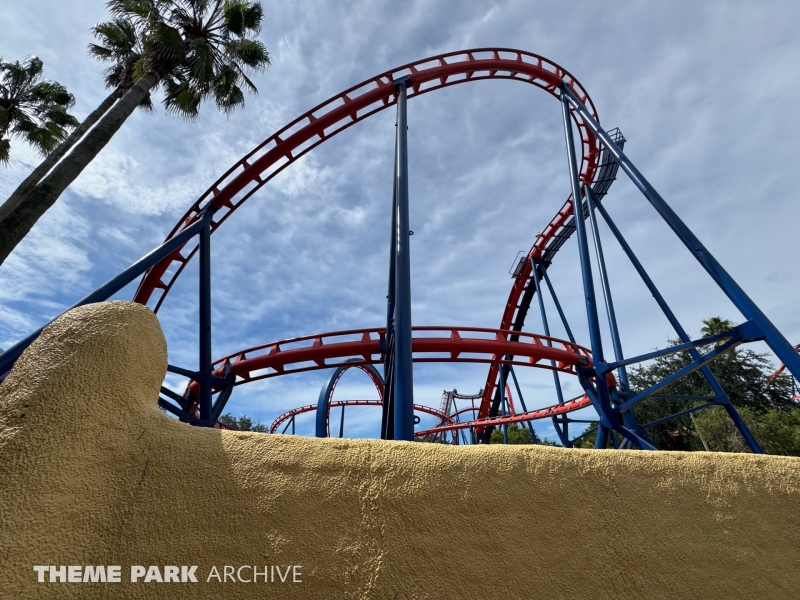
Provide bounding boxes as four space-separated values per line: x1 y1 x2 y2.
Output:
0 87 123 224
0 70 160 267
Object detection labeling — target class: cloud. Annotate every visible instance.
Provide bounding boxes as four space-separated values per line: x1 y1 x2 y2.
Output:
0 198 91 344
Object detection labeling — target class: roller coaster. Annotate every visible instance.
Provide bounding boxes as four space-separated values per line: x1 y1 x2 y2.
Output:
1 49 798 450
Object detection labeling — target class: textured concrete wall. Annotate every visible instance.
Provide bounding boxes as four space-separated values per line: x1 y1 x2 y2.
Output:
0 301 798 599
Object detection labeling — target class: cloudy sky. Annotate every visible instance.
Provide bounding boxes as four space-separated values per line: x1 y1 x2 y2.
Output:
2 0 799 440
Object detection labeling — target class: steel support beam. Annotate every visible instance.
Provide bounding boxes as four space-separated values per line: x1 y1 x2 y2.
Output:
0 208 214 379
560 88 614 449
158 397 201 426
585 185 628 391
644 401 721 429
620 336 741 411
539 265 576 344
393 78 415 441
591 193 761 452
561 84 800 387
531 261 570 446
198 216 213 427
381 116 400 440
499 364 509 444
508 366 538 443
586 185 651 440
210 364 235 425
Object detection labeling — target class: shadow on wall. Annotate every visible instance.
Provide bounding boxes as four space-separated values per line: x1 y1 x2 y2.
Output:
0 301 798 599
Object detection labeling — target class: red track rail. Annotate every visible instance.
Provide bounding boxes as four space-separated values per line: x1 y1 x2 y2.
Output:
269 400 454 435
183 326 600 416
270 395 592 441
480 202 577 420
416 394 592 437
766 343 800 402
133 48 600 311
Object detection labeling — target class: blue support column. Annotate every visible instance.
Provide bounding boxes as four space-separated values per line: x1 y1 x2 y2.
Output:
281 418 292 434
508 366 539 443
339 404 346 438
585 185 649 442
592 197 761 452
393 78 415 441
530 261 570 446
561 84 800 387
539 266 576 344
499 364 509 444
451 397 470 445
584 185 628 392
381 109 400 441
0 209 214 379
560 89 614 449
198 214 213 427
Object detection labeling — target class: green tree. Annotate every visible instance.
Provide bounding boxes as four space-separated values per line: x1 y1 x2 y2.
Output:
0 0 270 267
489 424 533 444
572 430 596 449
574 318 799 454
488 424 563 445
537 436 562 447
0 56 79 165
691 405 800 455
217 412 267 432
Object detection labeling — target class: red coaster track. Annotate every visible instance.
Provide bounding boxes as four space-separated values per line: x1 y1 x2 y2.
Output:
132 49 605 438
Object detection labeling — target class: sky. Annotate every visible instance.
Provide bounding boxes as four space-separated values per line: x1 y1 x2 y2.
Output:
2 0 799 440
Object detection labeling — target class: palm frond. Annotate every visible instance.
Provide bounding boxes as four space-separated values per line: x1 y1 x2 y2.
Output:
239 2 262 33
150 23 186 62
138 92 155 111
107 0 157 21
88 0 269 122
45 106 81 128
21 56 45 79
0 56 80 162
226 38 268 70
230 61 257 93
30 82 76 109
88 43 115 60
0 138 10 165
215 80 245 115
162 76 202 120
22 122 63 156
186 37 218 83
92 19 139 54
222 0 246 35
45 106 80 128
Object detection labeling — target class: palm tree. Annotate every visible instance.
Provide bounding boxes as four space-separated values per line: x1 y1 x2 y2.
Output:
0 0 270 267
0 18 147 229
0 56 79 165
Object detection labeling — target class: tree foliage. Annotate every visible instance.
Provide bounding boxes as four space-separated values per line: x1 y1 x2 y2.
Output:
217 412 268 432
89 17 154 109
102 0 270 119
0 0 271 267
0 56 79 164
489 424 533 444
488 424 561 446
575 318 800 454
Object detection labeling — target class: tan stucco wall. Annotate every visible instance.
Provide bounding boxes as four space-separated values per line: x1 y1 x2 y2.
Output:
0 301 798 599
